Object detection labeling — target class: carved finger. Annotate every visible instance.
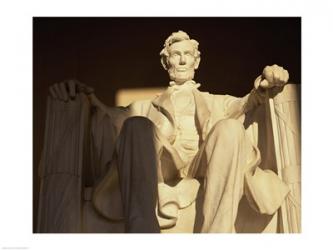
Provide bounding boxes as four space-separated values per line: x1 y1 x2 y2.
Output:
75 80 85 93
263 65 272 75
76 79 94 94
85 85 94 94
263 65 270 72
279 68 287 85
68 79 76 98
279 69 286 84
284 69 289 83
49 86 57 99
53 83 64 101
272 70 282 86
274 65 284 83
263 66 274 83
272 64 282 73
60 81 69 101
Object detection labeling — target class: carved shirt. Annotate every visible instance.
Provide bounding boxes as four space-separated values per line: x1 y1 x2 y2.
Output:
169 81 200 176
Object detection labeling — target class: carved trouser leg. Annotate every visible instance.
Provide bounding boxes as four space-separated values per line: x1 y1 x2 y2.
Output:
189 119 259 233
116 116 161 233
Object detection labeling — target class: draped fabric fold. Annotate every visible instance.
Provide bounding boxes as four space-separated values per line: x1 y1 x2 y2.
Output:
157 179 200 229
38 94 91 233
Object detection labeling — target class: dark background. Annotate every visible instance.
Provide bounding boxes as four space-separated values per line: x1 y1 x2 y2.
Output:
33 17 301 231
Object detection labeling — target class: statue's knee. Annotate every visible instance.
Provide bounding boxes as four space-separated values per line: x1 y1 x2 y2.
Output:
212 119 244 141
122 116 154 132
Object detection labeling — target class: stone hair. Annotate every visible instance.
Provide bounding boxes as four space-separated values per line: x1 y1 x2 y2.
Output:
160 30 201 70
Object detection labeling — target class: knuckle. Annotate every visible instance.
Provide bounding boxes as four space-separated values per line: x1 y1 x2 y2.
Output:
263 66 271 73
264 65 270 70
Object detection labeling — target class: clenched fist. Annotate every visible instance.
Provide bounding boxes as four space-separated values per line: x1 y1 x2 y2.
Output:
255 64 289 89
49 79 94 102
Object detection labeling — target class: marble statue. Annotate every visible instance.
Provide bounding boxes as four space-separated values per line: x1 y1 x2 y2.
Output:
37 31 301 233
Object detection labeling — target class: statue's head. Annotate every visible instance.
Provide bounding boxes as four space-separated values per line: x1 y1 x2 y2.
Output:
160 31 201 85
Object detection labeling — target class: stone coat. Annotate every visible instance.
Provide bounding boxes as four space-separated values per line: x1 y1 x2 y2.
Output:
92 83 289 229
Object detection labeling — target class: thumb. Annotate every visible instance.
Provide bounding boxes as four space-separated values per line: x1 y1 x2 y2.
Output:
260 79 271 88
254 75 271 89
75 79 95 94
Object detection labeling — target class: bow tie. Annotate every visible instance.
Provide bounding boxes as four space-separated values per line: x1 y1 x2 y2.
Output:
169 80 201 91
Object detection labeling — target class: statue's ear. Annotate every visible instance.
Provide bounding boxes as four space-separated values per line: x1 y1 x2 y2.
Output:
194 56 201 70
161 57 169 70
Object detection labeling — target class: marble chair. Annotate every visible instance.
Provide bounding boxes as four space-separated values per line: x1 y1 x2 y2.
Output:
37 84 300 233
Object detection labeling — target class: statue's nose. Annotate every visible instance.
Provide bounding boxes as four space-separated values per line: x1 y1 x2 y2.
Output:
179 55 186 65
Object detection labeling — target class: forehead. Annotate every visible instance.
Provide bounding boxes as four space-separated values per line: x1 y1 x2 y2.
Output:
169 40 195 52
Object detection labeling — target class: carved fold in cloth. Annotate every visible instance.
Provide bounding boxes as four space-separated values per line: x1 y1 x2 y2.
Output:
267 84 301 232
157 178 200 229
38 94 91 232
244 168 290 215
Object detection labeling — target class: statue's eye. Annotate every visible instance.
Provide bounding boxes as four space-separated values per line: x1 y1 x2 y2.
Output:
170 52 180 57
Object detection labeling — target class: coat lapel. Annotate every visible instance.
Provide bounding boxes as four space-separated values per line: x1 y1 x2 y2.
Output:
193 88 211 141
152 87 175 125
152 85 211 141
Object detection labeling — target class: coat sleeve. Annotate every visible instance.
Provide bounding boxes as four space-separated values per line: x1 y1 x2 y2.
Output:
219 88 265 120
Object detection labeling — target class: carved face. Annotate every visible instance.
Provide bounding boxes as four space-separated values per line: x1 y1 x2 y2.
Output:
167 40 200 85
